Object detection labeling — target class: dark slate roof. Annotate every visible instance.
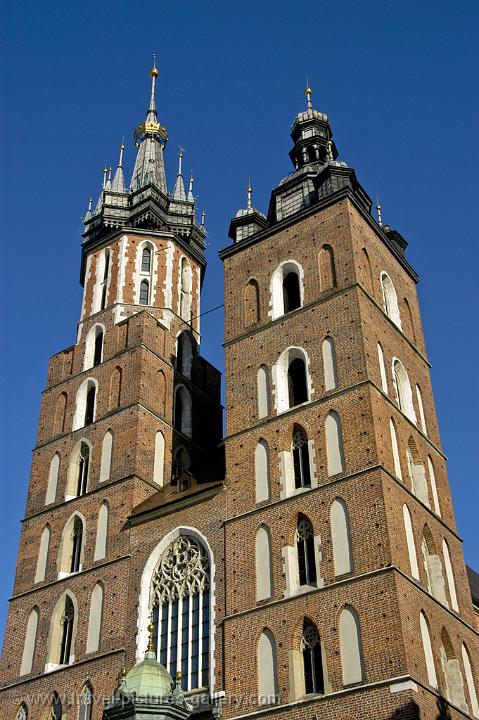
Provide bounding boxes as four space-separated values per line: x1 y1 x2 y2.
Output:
466 565 479 606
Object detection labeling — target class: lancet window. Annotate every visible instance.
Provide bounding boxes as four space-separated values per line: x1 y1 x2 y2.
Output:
151 535 210 691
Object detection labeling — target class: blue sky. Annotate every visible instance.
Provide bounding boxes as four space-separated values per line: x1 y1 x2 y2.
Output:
0 0 478 642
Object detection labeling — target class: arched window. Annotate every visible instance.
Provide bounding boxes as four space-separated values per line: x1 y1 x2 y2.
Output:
421 526 447 605
325 411 345 476
255 440 270 503
419 612 437 688
46 594 77 671
54 392 67 435
94 503 108 561
440 629 468 712
141 246 151 273
292 426 311 489
442 539 458 612
176 332 193 378
339 606 364 685
158 369 166 416
86 583 103 654
109 366 122 410
301 620 325 694
319 245 336 292
406 437 429 506
257 365 270 419
58 513 85 577
100 430 113 483
416 385 427 434
258 629 278 705
78 682 93 720
139 279 149 305
150 535 210 691
256 525 273 601
283 271 301 313
296 516 317 587
46 452 60 505
50 692 63 720
66 441 91 499
389 418 402 480
35 525 51 583
174 386 192 438
153 431 165 486
20 608 39 676
288 357 308 407
179 257 193 321
15 703 28 720
322 337 338 391
73 378 98 430
244 279 260 326
83 324 105 370
427 457 441 516
392 358 416 423
462 644 479 718
380 272 401 328
172 447 191 491
100 249 110 311
330 499 353 575
402 504 419 579
377 342 388 393
270 261 303 319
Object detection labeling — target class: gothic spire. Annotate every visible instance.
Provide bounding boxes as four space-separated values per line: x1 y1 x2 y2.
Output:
187 172 194 202
130 57 168 195
111 141 126 193
172 147 186 201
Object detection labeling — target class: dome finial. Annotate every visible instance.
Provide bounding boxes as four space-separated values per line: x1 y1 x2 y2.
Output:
150 53 159 78
376 195 383 227
147 612 155 654
305 79 313 110
246 178 252 209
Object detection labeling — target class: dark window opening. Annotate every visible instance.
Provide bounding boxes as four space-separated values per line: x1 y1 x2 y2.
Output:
103 251 110 281
100 284 107 310
59 598 74 666
283 272 301 313
93 331 103 366
141 247 151 273
288 358 308 407
296 518 316 586
174 392 183 432
76 444 89 496
85 386 95 426
292 428 311 489
302 621 324 694
70 517 83 573
139 280 149 305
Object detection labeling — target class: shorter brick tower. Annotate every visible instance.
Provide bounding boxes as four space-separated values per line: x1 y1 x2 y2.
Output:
219 86 479 720
0 62 224 720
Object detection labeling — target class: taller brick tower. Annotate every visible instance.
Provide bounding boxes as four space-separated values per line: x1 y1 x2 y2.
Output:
0 63 224 719
220 87 478 719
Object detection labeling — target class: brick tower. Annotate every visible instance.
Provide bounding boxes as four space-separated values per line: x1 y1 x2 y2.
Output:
0 63 225 719
219 86 479 719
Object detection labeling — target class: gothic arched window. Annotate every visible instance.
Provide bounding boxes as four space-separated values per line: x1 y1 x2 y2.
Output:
59 596 75 665
71 516 84 573
288 357 308 407
77 443 90 496
292 427 311 489
141 247 152 273
139 280 149 306
78 682 93 720
380 272 401 328
50 692 63 720
301 620 324 694
151 535 210 691
15 703 28 720
283 271 301 313
296 516 316 587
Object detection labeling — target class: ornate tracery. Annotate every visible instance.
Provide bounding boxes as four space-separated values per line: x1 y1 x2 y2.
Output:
150 535 210 691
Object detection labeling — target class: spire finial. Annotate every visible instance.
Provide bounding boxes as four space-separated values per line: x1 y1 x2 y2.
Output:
246 178 252 209
305 80 313 110
103 165 108 188
376 195 383 227
118 141 125 168
149 54 159 114
188 171 194 201
88 197 92 212
178 146 184 176
147 611 155 654
201 210 205 226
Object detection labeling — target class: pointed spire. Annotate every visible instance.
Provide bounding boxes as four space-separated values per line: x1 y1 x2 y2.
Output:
172 147 186 200
187 172 194 202
201 210 206 226
305 81 313 110
84 197 93 222
95 166 108 214
148 54 159 120
111 141 126 193
105 166 112 191
376 195 383 227
102 164 108 189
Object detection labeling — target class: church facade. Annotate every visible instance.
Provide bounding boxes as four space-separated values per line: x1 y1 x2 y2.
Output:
1 64 478 720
